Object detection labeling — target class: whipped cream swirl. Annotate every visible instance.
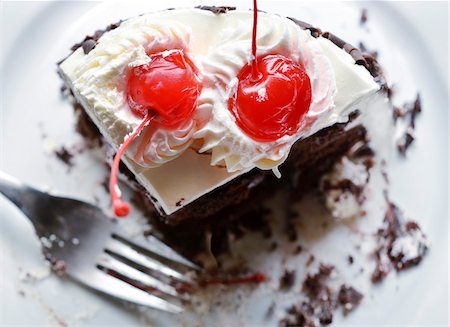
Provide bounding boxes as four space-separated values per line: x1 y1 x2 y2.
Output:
67 17 201 168
193 13 337 175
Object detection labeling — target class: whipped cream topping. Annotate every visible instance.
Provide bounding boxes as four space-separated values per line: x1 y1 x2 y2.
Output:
59 8 381 215
60 18 198 168
194 13 338 175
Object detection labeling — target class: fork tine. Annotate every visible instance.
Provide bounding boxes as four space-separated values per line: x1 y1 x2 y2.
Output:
113 233 202 271
72 269 183 313
105 237 195 284
99 252 190 301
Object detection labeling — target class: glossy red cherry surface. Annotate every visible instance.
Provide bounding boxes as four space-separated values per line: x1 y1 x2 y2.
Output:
228 54 312 142
126 49 201 129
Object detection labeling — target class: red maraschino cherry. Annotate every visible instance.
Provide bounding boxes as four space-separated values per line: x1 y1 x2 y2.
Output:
109 49 201 217
229 0 312 142
127 50 201 129
228 55 312 142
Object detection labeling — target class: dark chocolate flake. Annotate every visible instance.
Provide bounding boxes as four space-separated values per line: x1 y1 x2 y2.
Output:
322 32 346 49
338 285 363 313
279 270 296 290
288 17 322 38
347 255 354 265
54 147 74 167
360 9 368 25
397 128 415 155
175 198 185 207
82 39 97 54
196 5 236 14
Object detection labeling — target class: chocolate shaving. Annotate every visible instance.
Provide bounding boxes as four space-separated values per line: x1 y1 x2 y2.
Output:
395 94 422 155
360 9 368 25
397 128 415 155
69 20 122 55
196 6 236 14
54 147 74 167
288 18 322 38
409 94 422 129
322 32 346 48
81 39 96 54
175 198 185 207
347 255 354 265
279 270 296 290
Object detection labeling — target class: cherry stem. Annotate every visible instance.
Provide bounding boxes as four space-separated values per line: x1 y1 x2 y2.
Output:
251 0 259 79
109 112 154 217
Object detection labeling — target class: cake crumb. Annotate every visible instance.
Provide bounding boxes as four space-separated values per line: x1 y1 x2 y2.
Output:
338 285 363 314
347 255 354 265
306 255 315 267
279 270 295 290
371 201 429 283
395 94 422 155
360 8 368 25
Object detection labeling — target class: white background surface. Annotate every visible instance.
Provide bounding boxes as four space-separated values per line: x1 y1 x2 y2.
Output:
0 1 448 326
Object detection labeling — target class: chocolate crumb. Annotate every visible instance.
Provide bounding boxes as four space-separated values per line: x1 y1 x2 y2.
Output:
371 201 428 283
279 303 316 327
279 270 296 290
347 255 354 265
175 198 185 207
360 9 368 25
54 147 74 167
410 94 422 129
294 244 303 255
395 94 422 155
303 264 334 296
397 128 415 155
302 264 335 325
338 285 363 313
306 255 315 267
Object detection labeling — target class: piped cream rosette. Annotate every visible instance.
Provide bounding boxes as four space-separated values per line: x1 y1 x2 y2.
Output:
193 13 337 176
68 16 204 168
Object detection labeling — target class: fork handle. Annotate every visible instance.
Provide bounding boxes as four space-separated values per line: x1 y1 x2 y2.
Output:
0 171 41 219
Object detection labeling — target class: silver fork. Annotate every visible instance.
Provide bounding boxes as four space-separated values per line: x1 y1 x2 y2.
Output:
0 171 201 313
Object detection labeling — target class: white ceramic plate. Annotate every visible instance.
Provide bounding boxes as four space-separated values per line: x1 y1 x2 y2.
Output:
1 1 448 326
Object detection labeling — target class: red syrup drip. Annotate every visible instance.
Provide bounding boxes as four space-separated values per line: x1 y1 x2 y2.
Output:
109 113 154 217
200 272 267 287
228 0 312 142
109 49 201 217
